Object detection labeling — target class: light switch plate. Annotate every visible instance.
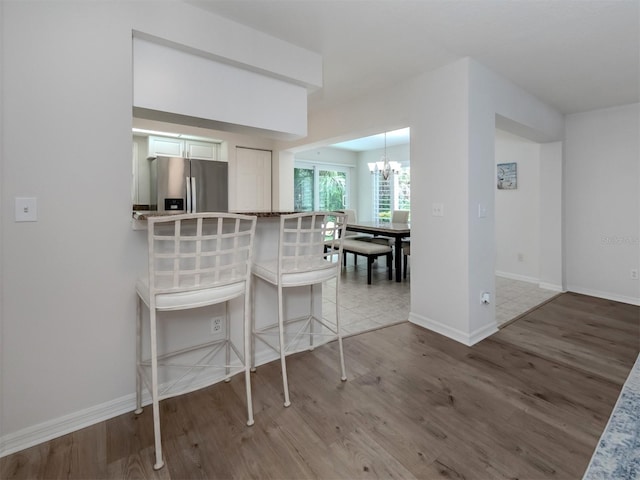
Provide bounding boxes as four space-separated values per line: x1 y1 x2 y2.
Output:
15 197 38 222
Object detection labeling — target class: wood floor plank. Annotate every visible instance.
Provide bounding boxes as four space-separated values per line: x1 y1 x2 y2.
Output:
2 292 638 479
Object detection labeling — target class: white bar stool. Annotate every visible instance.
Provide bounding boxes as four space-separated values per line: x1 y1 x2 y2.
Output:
251 211 348 407
134 212 257 470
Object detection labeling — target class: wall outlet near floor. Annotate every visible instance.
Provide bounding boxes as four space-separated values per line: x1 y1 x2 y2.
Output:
631 269 639 280
517 253 524 262
211 316 224 334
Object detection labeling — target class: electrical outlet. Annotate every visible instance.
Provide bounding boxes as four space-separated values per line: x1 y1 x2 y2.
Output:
15 197 38 222
631 269 639 280
211 316 224 334
517 253 524 262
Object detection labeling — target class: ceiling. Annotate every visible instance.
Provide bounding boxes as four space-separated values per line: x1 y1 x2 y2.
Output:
186 0 639 120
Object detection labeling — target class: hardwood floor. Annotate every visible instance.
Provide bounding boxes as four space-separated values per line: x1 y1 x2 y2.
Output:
2 292 638 479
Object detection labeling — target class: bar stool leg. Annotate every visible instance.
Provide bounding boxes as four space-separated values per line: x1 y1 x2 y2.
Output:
224 306 231 382
243 290 255 426
134 297 143 415
277 284 291 407
335 284 347 381
149 309 165 470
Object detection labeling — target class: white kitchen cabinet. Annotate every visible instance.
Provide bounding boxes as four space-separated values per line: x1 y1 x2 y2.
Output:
148 136 220 160
235 147 272 212
148 136 184 157
185 140 218 160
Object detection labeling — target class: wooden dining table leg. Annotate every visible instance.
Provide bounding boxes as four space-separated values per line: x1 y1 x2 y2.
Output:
394 236 403 282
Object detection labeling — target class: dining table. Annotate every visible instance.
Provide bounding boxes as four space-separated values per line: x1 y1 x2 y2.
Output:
346 221 410 282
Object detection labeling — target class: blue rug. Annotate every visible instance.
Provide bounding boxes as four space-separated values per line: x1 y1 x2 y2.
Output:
583 354 640 480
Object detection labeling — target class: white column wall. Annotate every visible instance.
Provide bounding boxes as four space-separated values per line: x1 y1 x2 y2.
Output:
539 141 564 291
465 59 563 341
0 0 319 453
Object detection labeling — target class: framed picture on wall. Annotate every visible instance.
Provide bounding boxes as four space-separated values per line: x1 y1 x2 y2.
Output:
497 162 517 190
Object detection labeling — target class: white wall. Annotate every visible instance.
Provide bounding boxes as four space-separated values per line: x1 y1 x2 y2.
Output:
565 103 640 305
495 129 541 282
0 0 319 455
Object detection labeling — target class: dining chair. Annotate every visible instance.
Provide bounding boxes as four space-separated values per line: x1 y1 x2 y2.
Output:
342 209 372 240
135 212 257 470
337 209 372 264
251 211 348 407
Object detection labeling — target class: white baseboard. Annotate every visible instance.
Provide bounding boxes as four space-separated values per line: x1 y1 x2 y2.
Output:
566 286 640 307
409 313 498 346
496 272 564 293
0 367 239 458
0 344 319 459
538 282 564 292
495 270 539 284
0 392 135 458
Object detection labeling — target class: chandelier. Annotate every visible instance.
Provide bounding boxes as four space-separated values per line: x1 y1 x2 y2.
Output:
368 131 401 180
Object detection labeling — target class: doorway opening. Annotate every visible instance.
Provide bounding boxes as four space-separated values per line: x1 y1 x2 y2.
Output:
494 124 562 326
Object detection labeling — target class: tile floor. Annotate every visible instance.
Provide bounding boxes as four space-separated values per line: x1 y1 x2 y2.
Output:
325 256 560 336
495 275 560 326
323 255 410 337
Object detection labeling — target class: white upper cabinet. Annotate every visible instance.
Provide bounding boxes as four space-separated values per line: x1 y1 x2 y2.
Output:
148 136 184 157
185 140 217 160
148 136 220 160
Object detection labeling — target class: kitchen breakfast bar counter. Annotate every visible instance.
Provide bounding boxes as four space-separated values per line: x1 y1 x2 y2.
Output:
133 211 331 392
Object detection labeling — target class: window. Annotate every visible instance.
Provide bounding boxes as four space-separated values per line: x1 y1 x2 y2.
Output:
372 165 410 221
294 163 350 211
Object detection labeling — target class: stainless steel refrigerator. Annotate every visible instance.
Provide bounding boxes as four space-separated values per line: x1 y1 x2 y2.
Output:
150 156 228 213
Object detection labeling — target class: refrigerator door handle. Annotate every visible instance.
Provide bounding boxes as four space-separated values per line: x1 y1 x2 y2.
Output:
186 176 192 213
191 176 197 213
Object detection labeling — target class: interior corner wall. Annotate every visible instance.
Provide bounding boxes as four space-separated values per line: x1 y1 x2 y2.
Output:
539 141 563 291
494 129 541 283
565 103 640 305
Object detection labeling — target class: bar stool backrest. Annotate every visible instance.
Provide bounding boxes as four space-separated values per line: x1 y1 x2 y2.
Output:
147 213 257 296
277 212 347 282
